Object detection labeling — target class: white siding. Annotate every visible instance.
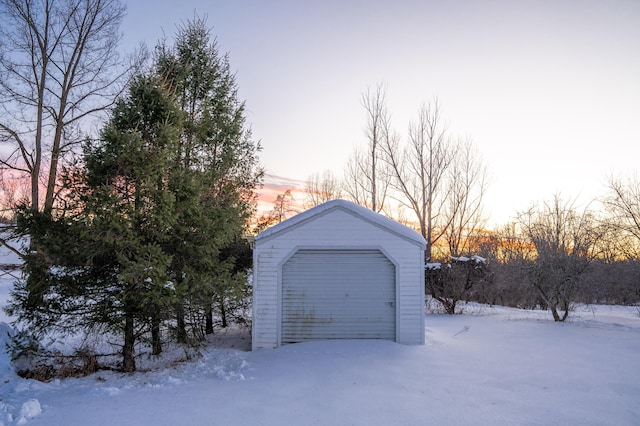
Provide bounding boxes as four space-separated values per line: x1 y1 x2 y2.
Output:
252 201 425 350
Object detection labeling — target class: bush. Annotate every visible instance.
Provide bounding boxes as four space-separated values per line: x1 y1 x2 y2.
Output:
425 256 492 314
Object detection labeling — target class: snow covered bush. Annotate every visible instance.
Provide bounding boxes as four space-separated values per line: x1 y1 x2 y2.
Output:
425 256 492 314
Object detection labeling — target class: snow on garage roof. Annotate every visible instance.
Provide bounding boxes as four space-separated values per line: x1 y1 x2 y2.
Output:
256 199 426 248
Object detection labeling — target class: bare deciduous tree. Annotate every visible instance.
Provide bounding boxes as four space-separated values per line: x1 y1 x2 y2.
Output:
272 189 297 223
380 99 454 260
478 223 540 308
350 92 489 312
603 174 640 260
343 83 391 213
304 170 342 208
443 138 489 257
253 189 297 233
518 195 602 321
0 0 131 214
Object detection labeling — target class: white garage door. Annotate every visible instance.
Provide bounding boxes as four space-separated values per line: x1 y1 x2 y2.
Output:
281 249 396 344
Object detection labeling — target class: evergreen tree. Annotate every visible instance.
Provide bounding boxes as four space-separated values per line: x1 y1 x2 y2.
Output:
155 17 262 340
9 75 182 372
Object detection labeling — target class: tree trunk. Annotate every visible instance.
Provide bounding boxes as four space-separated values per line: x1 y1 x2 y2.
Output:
31 46 48 212
123 312 136 373
446 299 457 315
559 300 570 322
205 303 214 334
44 116 64 212
549 304 561 322
426 197 433 261
549 299 570 322
176 303 187 344
534 282 564 321
151 312 162 355
219 299 228 328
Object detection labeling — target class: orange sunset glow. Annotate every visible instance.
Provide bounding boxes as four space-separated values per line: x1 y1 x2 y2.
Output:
255 173 307 218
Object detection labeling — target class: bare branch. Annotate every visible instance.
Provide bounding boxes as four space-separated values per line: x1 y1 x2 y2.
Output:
304 170 343 208
343 83 391 213
0 0 130 212
602 174 640 259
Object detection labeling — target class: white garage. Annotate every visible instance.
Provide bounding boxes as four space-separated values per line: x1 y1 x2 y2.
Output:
252 199 426 350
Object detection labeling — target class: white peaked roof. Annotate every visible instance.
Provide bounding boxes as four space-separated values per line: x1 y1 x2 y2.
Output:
256 199 426 248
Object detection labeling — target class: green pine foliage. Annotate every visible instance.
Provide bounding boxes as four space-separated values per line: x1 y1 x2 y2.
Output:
155 17 262 343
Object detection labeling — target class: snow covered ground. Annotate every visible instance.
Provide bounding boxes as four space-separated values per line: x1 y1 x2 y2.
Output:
1 275 639 425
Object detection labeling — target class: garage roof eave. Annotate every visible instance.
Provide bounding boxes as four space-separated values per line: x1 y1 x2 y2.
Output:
255 199 426 248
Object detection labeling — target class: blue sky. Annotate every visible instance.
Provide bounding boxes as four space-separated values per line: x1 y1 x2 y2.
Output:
121 0 640 225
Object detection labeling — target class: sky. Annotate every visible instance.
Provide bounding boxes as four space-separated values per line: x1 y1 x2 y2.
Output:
120 0 640 226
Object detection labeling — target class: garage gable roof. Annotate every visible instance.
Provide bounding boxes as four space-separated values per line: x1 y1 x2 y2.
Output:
256 199 426 248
